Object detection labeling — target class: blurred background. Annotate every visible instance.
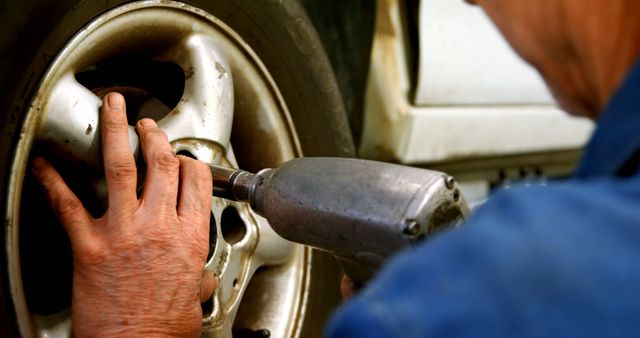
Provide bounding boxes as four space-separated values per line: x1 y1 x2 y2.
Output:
302 0 593 206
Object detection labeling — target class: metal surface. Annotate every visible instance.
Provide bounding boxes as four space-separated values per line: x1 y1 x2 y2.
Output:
247 158 469 282
208 157 465 279
208 158 467 280
210 164 257 202
5 2 310 337
37 75 140 168
37 10 235 168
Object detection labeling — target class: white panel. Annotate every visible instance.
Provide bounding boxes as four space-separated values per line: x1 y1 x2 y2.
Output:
415 0 553 105
401 106 593 163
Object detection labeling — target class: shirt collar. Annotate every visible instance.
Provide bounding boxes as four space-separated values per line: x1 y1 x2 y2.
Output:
574 60 640 179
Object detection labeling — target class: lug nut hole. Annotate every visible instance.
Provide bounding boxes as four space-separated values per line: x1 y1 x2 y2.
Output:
207 212 218 261
176 150 196 159
221 206 247 244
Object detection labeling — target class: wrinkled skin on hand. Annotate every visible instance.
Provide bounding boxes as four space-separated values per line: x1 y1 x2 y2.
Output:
32 93 217 337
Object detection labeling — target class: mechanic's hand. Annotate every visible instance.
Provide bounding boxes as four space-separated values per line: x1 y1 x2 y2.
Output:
32 93 217 337
340 275 362 300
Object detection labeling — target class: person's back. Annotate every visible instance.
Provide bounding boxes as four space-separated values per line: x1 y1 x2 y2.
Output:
328 1 640 336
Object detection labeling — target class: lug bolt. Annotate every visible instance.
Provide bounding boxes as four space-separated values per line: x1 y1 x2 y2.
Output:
444 176 456 190
403 221 420 236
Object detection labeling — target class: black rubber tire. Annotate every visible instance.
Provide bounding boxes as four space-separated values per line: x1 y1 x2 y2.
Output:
300 0 377 147
0 0 354 336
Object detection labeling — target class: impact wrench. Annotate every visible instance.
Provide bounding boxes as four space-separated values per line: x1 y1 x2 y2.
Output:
207 157 468 283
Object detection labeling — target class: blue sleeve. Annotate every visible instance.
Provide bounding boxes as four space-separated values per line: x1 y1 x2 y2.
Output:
325 182 640 338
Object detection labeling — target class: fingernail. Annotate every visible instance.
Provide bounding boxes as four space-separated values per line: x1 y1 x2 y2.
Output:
138 118 156 128
106 93 122 110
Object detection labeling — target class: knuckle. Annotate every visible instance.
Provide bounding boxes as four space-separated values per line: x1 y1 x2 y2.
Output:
115 234 145 252
151 151 179 173
141 126 168 143
39 172 57 191
147 228 175 244
191 161 212 184
195 160 211 177
103 115 128 133
180 158 211 188
55 194 83 220
105 157 137 182
76 243 108 266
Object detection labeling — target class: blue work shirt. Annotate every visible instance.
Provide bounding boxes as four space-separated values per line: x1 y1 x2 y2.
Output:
326 61 640 338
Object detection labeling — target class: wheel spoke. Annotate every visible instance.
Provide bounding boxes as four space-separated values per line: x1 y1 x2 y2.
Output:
251 212 295 267
200 204 294 336
37 74 139 168
214 147 294 268
157 34 234 149
202 167 293 335
202 317 234 338
202 198 253 337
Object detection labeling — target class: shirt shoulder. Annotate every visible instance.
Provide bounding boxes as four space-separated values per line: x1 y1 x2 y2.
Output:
326 178 640 338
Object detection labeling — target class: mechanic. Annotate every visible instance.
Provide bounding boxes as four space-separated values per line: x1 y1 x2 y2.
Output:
31 0 640 337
